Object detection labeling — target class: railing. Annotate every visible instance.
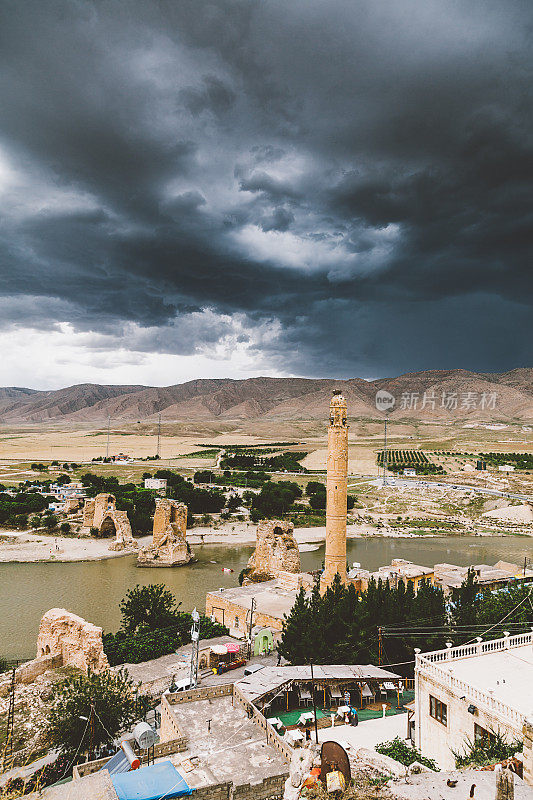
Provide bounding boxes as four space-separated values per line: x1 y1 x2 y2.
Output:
416 631 532 731
420 631 532 663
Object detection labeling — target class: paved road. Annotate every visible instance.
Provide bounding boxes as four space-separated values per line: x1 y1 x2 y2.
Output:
347 475 533 503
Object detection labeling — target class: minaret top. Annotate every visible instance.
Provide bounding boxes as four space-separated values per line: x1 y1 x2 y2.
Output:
329 390 347 427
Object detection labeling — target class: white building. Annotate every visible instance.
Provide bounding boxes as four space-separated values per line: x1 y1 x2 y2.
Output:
498 464 515 472
144 477 167 491
403 468 416 477
415 632 533 774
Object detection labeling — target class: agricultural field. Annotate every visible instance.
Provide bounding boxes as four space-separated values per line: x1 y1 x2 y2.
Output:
376 449 444 474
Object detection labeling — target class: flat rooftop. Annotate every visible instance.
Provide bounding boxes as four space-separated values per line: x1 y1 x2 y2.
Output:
207 580 305 620
236 664 401 704
431 643 533 712
166 695 287 788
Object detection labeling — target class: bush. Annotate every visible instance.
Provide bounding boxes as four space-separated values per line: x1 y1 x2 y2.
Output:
60 522 71 534
376 737 438 771
42 514 58 529
453 729 522 768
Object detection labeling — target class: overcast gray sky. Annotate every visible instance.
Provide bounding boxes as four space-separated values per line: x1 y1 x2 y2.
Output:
0 0 531 388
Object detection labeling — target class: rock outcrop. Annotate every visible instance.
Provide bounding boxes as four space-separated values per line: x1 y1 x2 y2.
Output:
137 499 193 567
37 608 109 673
80 493 137 551
246 520 300 582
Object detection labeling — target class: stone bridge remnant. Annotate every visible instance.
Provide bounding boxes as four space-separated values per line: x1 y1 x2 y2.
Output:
80 493 137 551
245 519 301 582
137 498 193 567
37 608 109 673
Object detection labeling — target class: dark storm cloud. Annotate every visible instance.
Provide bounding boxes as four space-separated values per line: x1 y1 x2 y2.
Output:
0 0 531 377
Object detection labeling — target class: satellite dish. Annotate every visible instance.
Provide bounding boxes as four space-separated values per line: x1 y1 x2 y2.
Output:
320 740 351 785
133 721 158 750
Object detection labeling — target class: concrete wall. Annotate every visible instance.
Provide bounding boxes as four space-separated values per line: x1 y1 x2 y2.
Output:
73 738 187 779
416 670 522 770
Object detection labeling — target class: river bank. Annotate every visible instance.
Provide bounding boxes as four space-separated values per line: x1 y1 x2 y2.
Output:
0 525 499 563
0 519 521 563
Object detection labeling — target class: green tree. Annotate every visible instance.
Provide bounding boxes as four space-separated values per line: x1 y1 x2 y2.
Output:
278 587 314 664
305 481 324 496
60 522 71 534
451 568 479 627
42 514 58 529
46 668 147 758
119 584 180 634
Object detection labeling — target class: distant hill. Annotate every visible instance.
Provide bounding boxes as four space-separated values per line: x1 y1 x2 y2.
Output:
0 370 532 422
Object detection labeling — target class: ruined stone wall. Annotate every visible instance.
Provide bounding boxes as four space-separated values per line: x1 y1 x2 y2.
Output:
153 498 187 547
246 520 300 581
36 608 109 673
82 498 95 528
137 499 191 566
81 493 136 550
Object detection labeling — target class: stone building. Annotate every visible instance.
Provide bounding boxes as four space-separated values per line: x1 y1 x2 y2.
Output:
37 608 109 673
245 519 300 583
80 493 136 551
206 572 313 639
415 631 533 776
321 390 349 592
137 498 193 567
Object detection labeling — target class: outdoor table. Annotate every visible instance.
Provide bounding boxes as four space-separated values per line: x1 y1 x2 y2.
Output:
286 730 304 743
335 705 350 717
298 711 315 725
268 717 283 729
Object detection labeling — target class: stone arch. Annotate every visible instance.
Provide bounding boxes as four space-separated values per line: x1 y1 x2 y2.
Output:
100 515 117 538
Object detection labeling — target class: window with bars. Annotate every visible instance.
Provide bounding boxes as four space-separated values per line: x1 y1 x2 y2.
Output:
429 695 447 725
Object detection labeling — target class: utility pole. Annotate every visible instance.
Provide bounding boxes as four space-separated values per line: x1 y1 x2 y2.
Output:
247 598 256 659
190 608 200 688
106 417 110 460
382 417 388 487
1 667 16 771
310 661 319 744
89 703 95 760
378 627 383 666
156 413 161 459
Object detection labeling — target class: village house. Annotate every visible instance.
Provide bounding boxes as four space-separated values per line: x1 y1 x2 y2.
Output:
414 630 533 779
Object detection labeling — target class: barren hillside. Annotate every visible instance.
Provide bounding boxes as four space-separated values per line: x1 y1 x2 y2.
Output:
0 369 532 422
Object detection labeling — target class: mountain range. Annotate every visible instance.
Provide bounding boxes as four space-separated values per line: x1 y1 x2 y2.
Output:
0 369 532 423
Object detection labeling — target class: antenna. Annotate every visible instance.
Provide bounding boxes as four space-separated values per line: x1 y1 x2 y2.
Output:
190 608 200 689
156 413 161 459
382 416 388 487
106 416 110 460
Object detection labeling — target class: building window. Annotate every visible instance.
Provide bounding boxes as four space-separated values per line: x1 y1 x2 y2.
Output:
474 724 497 747
234 617 239 628
429 695 447 726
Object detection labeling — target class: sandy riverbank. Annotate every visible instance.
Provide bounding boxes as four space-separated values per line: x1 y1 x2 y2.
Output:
0 530 153 563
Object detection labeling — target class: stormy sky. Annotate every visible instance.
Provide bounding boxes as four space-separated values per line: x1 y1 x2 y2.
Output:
0 0 531 389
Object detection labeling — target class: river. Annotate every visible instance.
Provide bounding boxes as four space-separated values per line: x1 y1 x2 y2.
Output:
1 535 531 659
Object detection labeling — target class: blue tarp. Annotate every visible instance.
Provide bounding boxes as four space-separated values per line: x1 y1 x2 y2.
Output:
111 761 192 800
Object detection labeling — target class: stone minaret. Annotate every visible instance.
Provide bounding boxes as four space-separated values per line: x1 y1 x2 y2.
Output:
320 390 349 592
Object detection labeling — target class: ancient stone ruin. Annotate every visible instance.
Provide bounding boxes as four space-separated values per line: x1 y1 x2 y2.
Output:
80 493 137 551
37 608 109 673
245 519 301 582
137 498 193 567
